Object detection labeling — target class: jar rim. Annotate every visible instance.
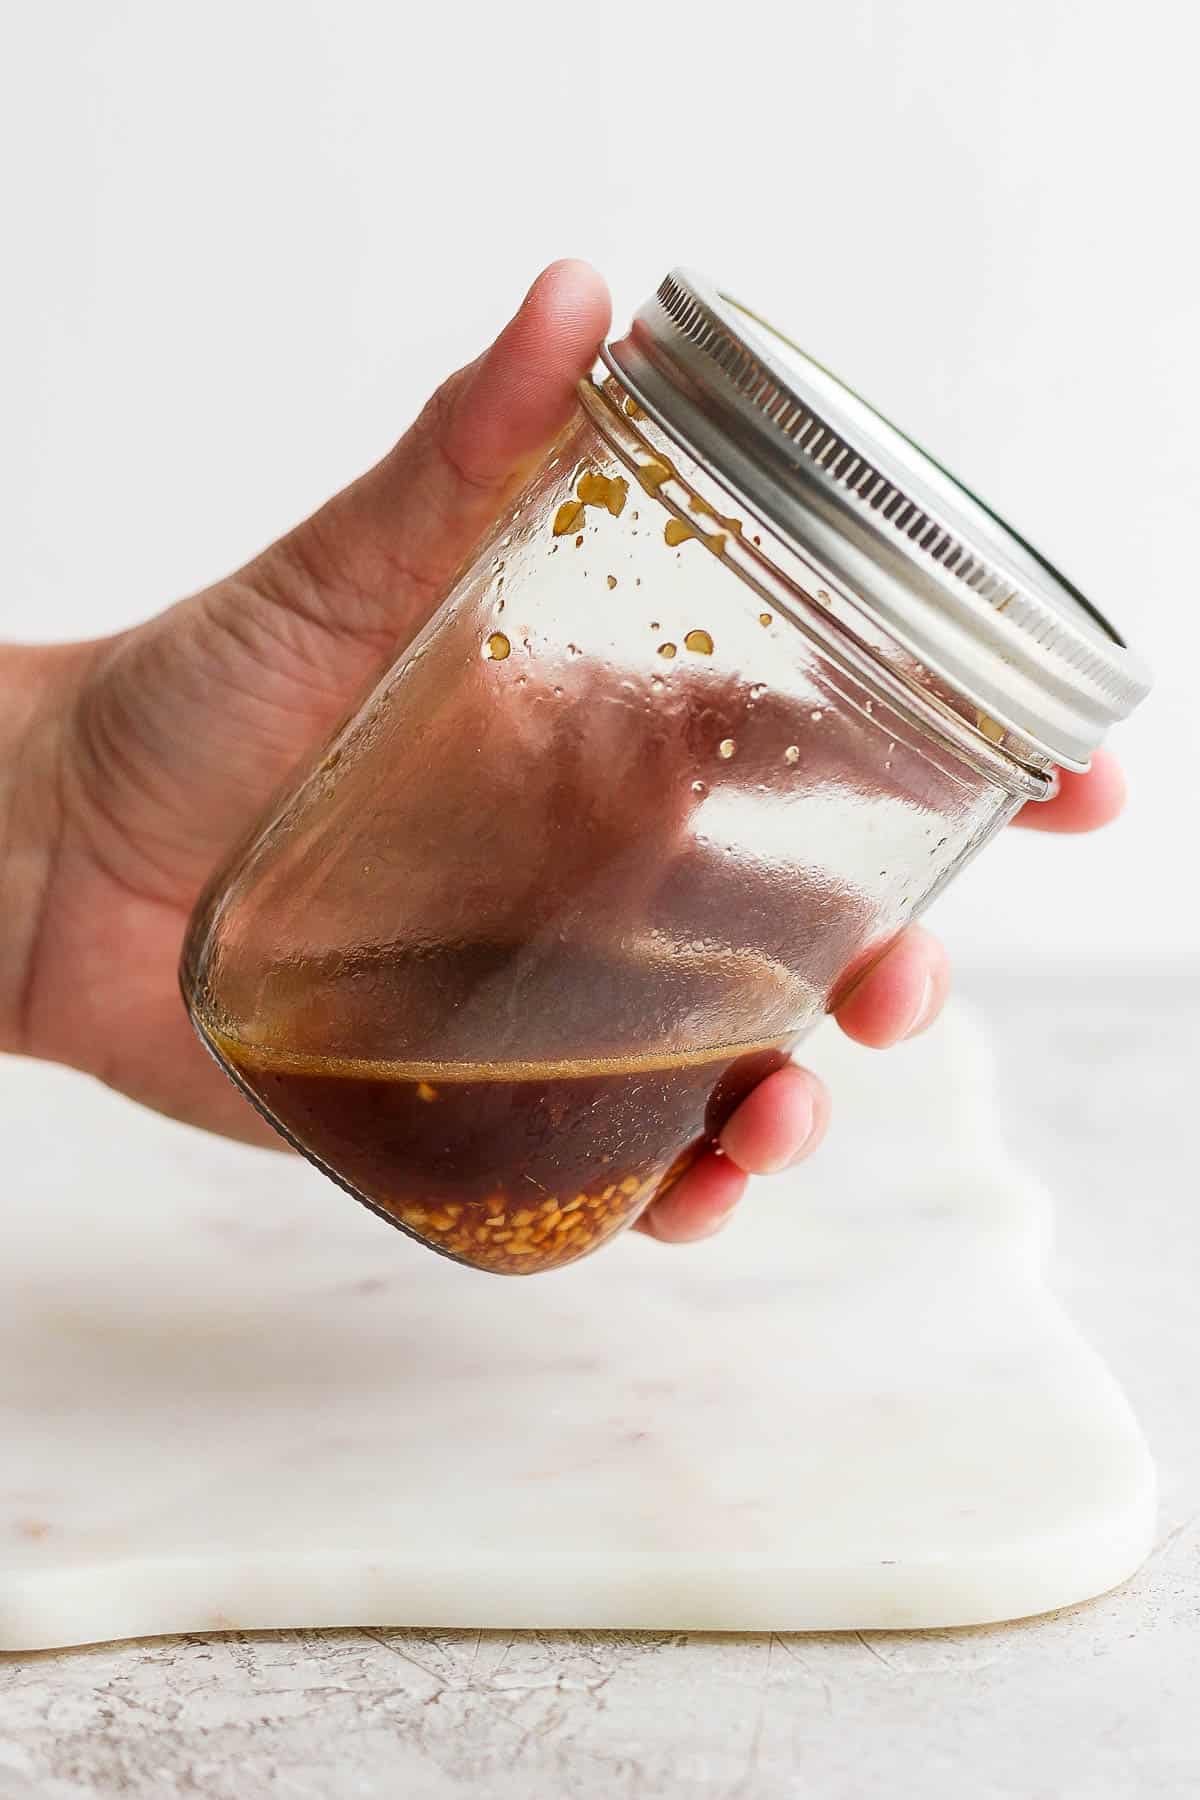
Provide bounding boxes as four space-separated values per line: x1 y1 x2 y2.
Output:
579 374 1052 805
602 270 1152 768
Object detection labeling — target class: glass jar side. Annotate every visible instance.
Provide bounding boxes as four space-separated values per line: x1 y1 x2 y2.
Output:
182 398 1025 1273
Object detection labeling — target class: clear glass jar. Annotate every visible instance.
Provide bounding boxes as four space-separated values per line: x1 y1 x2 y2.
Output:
181 271 1149 1275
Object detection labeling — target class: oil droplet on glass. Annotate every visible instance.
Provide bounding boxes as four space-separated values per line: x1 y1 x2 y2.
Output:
415 1082 438 1103
607 574 617 590
684 628 714 655
650 621 661 631
976 711 1005 744
657 642 678 659
758 612 772 627
574 534 584 549
691 780 706 795
553 500 585 536
784 745 800 765
577 470 629 517
636 456 673 497
485 632 511 661
665 518 697 548
495 597 505 614
718 738 736 759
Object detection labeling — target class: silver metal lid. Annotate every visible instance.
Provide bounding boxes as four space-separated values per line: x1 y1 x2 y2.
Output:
603 269 1151 768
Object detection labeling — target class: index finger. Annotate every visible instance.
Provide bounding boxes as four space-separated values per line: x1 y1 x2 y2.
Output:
1012 749 1126 833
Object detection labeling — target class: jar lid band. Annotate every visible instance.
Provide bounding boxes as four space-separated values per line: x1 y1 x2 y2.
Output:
603 270 1151 768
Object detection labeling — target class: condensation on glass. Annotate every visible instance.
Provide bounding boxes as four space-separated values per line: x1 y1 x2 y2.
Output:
181 272 1150 1275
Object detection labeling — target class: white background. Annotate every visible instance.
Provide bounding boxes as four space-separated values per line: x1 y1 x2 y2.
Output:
3 0 1196 970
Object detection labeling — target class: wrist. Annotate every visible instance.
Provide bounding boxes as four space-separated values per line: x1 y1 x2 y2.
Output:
0 643 83 1058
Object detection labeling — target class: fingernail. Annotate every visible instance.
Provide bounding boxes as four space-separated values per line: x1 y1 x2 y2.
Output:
697 1203 739 1239
751 1138 797 1176
904 970 936 1039
780 1091 819 1170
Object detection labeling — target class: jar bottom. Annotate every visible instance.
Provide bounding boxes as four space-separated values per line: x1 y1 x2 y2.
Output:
188 1007 787 1276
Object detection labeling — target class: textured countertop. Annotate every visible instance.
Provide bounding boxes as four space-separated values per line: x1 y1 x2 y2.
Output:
2 968 1197 1799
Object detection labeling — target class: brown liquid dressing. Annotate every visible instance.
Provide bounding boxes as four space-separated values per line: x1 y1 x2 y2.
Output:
203 947 795 1276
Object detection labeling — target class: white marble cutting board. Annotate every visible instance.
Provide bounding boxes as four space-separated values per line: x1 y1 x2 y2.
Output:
0 1004 1154 1651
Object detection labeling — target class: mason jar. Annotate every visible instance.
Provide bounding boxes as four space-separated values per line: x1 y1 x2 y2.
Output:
180 270 1150 1275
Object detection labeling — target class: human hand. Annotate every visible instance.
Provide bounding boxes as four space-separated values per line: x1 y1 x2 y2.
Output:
0 261 1125 1244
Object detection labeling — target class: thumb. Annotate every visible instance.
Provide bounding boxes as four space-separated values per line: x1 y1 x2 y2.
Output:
53 261 611 917
256 258 612 651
